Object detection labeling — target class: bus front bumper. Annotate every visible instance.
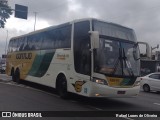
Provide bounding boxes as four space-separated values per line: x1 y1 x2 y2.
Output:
89 83 140 98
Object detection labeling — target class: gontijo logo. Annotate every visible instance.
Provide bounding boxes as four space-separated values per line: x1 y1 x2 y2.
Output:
72 81 86 92
16 53 32 59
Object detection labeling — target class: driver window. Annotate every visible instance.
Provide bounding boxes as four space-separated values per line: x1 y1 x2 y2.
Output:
149 74 160 80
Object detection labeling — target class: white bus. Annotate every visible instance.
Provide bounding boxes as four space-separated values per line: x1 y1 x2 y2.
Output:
6 18 140 98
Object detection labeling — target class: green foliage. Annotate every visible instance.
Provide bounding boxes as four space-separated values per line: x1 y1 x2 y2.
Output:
0 1 12 28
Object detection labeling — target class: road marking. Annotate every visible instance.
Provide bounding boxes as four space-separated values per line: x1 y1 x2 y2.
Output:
122 117 134 120
153 103 160 106
94 107 103 111
70 100 77 103
86 105 103 111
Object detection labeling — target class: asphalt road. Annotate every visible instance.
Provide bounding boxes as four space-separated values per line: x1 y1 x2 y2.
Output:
0 74 160 120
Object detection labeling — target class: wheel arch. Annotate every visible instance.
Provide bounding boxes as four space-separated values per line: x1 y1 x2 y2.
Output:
56 72 67 89
15 67 20 72
143 83 150 87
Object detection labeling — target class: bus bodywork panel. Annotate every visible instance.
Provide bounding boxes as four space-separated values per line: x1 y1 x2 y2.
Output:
7 49 71 86
6 51 37 79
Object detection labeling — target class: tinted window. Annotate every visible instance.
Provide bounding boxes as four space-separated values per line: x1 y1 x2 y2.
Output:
41 31 54 49
93 20 136 42
9 25 71 52
41 25 71 49
8 39 20 52
19 37 29 51
8 40 13 52
27 36 37 50
74 21 91 75
12 39 18 52
149 74 160 80
17 37 25 51
27 34 43 50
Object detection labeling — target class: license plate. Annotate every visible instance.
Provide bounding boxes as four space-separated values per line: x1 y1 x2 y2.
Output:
117 91 125 94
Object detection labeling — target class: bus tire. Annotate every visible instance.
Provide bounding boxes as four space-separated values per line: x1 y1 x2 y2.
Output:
143 84 150 92
11 68 16 82
12 74 16 82
15 68 20 84
56 75 68 99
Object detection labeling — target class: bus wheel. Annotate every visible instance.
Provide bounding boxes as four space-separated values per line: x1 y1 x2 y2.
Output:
143 84 150 92
15 68 20 84
11 68 16 82
12 74 16 82
57 75 68 99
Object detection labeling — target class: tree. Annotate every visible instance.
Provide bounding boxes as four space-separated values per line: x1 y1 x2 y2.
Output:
0 0 12 28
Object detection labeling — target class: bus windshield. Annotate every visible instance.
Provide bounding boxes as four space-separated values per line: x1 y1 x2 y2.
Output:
94 37 140 77
93 20 140 77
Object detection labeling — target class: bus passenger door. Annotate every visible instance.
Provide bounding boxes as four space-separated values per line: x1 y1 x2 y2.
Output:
73 21 91 95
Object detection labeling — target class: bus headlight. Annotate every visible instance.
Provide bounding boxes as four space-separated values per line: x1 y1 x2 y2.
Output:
91 78 108 85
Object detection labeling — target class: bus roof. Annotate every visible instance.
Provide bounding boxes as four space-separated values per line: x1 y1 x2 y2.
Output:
72 18 133 31
10 18 134 40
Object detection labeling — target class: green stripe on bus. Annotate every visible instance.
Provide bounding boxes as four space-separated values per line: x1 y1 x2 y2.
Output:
28 50 55 77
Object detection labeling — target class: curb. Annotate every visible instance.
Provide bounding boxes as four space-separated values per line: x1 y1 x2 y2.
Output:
0 74 12 82
0 79 12 82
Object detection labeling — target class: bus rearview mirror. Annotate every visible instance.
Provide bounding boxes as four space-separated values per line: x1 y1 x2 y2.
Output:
89 31 100 49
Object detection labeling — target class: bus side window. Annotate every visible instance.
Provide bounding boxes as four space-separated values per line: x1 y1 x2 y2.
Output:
16 38 22 51
19 37 24 51
41 31 54 49
23 37 30 51
44 25 71 49
12 39 18 52
61 26 71 48
36 35 42 50
8 40 13 52
54 29 63 49
28 36 36 50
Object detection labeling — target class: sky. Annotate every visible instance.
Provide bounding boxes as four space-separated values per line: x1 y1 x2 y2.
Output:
1 0 160 57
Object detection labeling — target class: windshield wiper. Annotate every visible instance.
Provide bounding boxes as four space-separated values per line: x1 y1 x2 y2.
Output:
112 48 135 77
122 48 134 77
111 48 123 75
